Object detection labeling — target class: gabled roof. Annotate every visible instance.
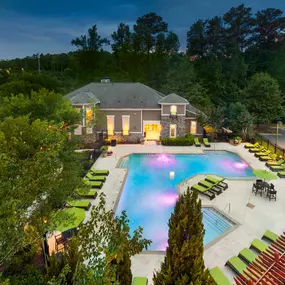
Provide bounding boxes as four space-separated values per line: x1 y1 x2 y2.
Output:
65 82 163 108
158 93 189 104
186 104 201 116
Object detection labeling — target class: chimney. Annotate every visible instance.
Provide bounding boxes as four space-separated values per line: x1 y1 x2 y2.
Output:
101 77 110 83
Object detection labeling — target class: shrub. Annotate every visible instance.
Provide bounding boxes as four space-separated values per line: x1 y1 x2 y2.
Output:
185 133 194 140
161 137 194 146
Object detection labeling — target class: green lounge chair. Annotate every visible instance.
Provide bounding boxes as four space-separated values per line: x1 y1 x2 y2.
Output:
262 230 279 242
198 180 222 195
209 267 231 285
205 176 228 190
194 137 201 147
250 239 269 253
249 146 265 153
225 256 250 279
245 142 259 149
266 159 285 167
255 150 270 157
83 179 103 189
89 169 109 176
203 138 211 147
67 200 91 210
278 171 285 178
259 155 273 161
132 277 148 285
270 164 285 171
191 184 215 200
76 189 97 199
238 248 258 264
86 172 106 182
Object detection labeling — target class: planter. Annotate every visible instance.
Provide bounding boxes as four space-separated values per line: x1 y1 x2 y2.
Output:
229 139 242 146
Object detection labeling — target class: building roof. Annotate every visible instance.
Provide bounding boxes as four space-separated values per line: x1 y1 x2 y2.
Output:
158 93 189 104
65 82 162 108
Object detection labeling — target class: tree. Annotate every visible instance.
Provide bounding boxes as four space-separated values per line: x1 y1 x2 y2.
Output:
78 193 151 285
0 116 83 267
243 72 284 124
226 102 253 138
153 188 215 285
111 23 133 53
0 88 81 127
186 19 208 56
71 25 109 51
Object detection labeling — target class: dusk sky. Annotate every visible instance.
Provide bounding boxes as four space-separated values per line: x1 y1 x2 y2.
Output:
0 0 284 59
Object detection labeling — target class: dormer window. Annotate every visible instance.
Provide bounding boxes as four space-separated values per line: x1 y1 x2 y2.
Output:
170 105 177 115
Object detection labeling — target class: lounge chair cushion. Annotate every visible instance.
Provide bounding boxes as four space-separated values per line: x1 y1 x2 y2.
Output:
226 256 247 276
278 171 285 177
209 267 231 285
266 160 284 166
205 176 224 183
192 184 210 192
67 200 91 210
76 189 97 198
83 179 103 188
259 156 272 161
250 239 268 252
90 169 109 176
194 138 201 146
239 248 257 264
203 138 211 147
132 277 148 285
245 142 259 148
262 230 279 242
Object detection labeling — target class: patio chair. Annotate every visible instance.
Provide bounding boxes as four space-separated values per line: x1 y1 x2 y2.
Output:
86 172 106 182
203 138 211 147
277 171 285 178
250 239 269 253
132 277 148 285
191 184 215 200
209 267 232 285
270 164 285 172
266 159 285 167
83 179 103 189
225 256 252 280
89 169 109 176
249 146 265 153
267 189 277 201
255 150 270 157
66 200 91 210
76 189 97 199
259 155 274 161
252 182 263 196
194 137 201 147
262 230 279 242
238 248 258 264
198 180 222 195
244 142 259 149
205 176 228 190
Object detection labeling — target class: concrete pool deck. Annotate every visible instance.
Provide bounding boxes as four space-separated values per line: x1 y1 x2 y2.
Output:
90 143 285 284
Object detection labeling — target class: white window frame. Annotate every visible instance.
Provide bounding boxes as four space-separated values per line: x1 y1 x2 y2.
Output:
169 124 177 138
170 105 177 115
122 115 130 135
107 115 115 135
190 121 197 134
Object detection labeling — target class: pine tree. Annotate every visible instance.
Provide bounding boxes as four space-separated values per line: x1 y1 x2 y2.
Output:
153 188 215 285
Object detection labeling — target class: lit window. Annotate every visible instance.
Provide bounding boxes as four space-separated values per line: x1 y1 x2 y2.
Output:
190 121 197 134
107 115 115 135
122 115 130 135
86 108 93 122
170 105 177 115
170 124 177 138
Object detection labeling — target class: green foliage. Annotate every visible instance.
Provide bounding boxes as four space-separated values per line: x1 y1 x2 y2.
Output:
8 266 44 285
161 137 194 146
78 193 151 284
185 133 194 140
0 88 81 126
243 72 284 124
153 188 215 285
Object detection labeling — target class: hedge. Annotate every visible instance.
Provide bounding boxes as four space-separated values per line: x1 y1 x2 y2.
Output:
161 137 194 146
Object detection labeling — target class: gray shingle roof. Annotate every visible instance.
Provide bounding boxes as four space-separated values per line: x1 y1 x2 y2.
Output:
65 82 163 108
158 93 189 104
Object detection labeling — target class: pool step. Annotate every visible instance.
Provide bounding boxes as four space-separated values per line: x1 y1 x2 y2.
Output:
120 157 129 168
202 209 233 234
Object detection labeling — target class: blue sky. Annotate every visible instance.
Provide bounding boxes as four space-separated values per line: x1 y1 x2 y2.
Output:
0 0 284 59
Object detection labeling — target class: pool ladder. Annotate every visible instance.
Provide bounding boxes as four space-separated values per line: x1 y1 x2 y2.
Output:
223 203 231 213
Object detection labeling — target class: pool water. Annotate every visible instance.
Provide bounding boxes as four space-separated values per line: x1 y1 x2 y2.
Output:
116 152 251 250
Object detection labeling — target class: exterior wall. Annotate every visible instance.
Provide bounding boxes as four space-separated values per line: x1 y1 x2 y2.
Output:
142 110 161 120
161 116 186 138
185 119 203 135
107 133 143 143
162 105 185 115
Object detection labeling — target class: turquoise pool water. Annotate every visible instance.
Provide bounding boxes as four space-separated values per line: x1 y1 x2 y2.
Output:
116 152 252 250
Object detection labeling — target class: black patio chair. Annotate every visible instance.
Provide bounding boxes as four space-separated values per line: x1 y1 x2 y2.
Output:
268 190 277 201
252 183 263 196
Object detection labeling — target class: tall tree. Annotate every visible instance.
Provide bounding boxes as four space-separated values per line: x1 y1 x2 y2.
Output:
223 4 255 51
111 23 133 53
153 188 215 284
243 72 284 124
71 25 109 51
255 8 285 47
186 19 208 56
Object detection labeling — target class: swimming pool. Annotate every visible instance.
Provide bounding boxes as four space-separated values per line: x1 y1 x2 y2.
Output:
116 152 251 250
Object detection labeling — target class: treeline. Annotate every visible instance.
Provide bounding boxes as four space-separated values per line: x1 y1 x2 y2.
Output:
0 5 285 126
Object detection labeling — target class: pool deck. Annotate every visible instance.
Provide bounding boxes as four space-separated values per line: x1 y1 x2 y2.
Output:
90 143 285 284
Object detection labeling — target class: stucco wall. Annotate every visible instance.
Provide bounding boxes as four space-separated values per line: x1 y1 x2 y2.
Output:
185 119 203 135
142 110 161 120
162 105 185 115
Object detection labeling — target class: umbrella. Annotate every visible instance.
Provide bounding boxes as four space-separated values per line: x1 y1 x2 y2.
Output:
55 207 85 234
252 170 278 181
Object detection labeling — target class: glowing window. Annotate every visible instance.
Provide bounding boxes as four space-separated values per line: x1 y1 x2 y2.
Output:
86 108 93 122
107 115 115 135
122 115 130 135
170 105 177 115
170 124 177 138
190 121 197 134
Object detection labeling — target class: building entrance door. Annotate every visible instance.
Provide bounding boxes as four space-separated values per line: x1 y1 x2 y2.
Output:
143 122 161 140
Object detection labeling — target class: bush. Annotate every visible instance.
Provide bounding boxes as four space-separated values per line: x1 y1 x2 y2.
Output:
185 133 194 140
161 137 194 146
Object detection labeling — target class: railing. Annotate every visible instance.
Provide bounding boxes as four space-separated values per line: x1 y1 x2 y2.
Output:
223 203 231 213
255 133 285 160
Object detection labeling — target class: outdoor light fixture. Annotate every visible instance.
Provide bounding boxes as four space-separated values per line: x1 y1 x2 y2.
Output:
170 171 175 179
